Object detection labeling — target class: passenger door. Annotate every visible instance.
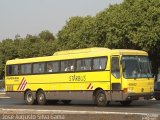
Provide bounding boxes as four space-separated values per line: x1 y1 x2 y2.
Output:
110 56 122 100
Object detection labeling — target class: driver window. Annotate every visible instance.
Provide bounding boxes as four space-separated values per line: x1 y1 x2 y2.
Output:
111 57 120 78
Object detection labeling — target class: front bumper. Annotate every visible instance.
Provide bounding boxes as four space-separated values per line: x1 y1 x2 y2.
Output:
124 92 154 101
154 90 160 97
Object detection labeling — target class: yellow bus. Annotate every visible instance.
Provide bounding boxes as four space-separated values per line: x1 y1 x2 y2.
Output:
5 47 154 106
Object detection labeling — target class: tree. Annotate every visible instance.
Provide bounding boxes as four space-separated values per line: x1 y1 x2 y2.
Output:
57 16 98 50
0 31 58 79
39 30 55 42
0 39 18 78
57 0 160 74
95 0 160 73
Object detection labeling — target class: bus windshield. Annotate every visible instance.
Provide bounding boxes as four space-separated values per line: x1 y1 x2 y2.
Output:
122 56 152 79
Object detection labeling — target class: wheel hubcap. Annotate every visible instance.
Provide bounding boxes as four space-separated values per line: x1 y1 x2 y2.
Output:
39 93 44 101
27 93 32 102
98 94 105 102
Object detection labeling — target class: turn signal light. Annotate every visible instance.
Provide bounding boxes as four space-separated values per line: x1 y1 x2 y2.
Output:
123 88 128 93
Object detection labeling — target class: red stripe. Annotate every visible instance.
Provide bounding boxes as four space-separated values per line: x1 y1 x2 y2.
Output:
21 81 27 90
17 78 24 90
20 80 26 90
19 79 26 90
17 77 25 90
91 86 93 89
87 83 91 89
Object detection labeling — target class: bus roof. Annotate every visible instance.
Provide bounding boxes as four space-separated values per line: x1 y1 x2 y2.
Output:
111 49 148 55
6 47 148 65
53 47 110 55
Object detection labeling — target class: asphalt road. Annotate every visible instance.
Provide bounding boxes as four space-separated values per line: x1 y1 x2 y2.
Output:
1 94 160 120
0 97 160 114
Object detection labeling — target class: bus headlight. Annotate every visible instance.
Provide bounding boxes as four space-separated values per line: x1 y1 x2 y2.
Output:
123 88 128 93
128 88 134 93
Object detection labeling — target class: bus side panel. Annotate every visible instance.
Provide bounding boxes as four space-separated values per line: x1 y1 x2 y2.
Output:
5 71 111 100
5 71 110 91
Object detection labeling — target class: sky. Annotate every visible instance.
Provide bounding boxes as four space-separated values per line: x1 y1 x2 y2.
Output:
0 0 123 40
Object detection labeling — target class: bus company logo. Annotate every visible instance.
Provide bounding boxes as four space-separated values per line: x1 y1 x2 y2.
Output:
87 83 93 90
17 77 28 91
128 83 137 86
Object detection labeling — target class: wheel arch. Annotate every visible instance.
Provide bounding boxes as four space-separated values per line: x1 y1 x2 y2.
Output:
36 88 44 93
93 87 104 99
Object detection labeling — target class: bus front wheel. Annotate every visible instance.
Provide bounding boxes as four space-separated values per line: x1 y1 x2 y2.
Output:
94 89 107 106
36 90 47 105
24 90 35 105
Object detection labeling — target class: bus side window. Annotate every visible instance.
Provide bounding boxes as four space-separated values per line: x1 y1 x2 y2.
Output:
61 61 68 72
33 63 45 74
7 65 19 75
111 57 120 78
68 60 75 71
61 60 75 72
20 64 32 74
84 59 91 70
76 59 91 71
93 57 107 70
47 63 53 72
76 60 82 71
46 61 59 73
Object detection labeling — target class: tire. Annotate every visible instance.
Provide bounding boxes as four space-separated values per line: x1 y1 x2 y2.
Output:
24 90 35 105
120 101 132 106
155 97 160 100
62 100 71 105
36 90 47 105
94 89 107 107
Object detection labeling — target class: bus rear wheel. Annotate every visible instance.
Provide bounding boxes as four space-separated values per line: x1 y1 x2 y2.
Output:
94 89 107 107
25 90 34 105
36 90 47 105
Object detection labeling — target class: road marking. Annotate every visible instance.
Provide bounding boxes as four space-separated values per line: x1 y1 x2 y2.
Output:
0 97 10 98
1 108 159 116
0 93 10 98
